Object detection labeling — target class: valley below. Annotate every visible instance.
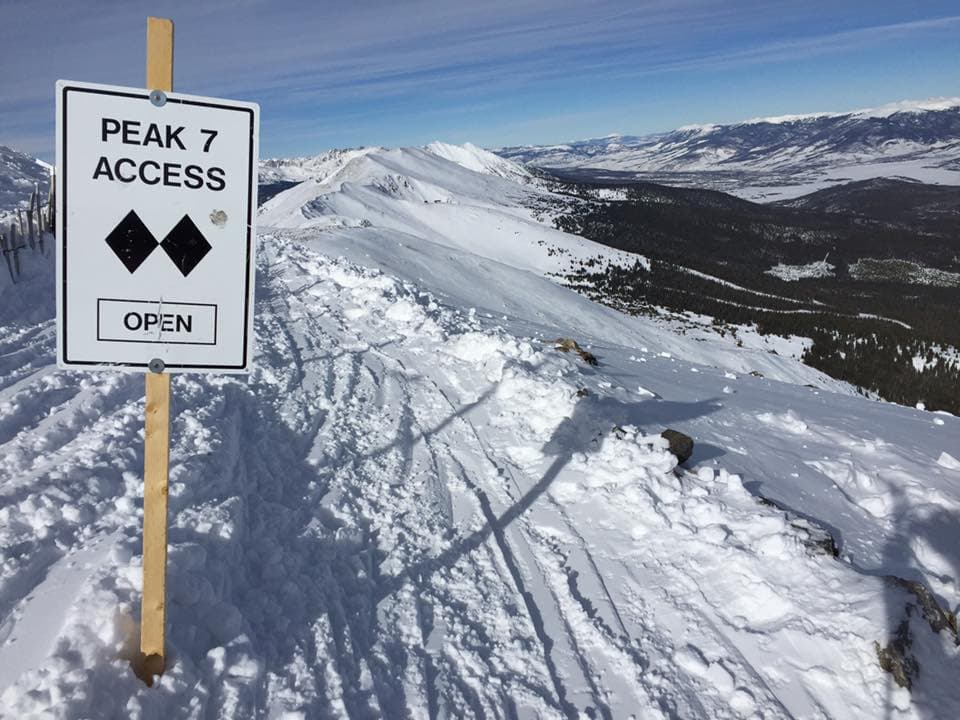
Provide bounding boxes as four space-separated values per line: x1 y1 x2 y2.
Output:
541 175 960 415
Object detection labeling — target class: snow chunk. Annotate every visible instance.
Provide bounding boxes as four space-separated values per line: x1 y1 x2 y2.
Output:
757 409 808 434
937 451 960 470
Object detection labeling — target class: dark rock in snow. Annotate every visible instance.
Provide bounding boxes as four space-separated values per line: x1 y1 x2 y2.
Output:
661 429 693 464
790 517 840 558
887 576 958 641
752 493 840 558
875 619 919 690
552 337 599 366
875 575 959 691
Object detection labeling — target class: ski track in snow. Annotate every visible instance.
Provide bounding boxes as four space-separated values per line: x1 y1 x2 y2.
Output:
1 232 957 718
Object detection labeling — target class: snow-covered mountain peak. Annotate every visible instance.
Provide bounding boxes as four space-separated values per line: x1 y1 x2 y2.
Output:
423 141 532 180
259 146 382 184
676 123 720 133
742 97 960 126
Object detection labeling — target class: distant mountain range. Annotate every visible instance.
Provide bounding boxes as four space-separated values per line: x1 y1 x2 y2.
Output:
496 98 960 201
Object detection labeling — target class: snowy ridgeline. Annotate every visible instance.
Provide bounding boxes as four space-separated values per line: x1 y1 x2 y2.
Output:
0 141 959 718
496 98 960 200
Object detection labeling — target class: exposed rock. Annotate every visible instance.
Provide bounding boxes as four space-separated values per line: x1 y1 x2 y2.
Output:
748 370 764 378
875 576 959 691
661 429 693 464
790 517 840 558
887 576 958 641
875 619 919 690
552 337 598 366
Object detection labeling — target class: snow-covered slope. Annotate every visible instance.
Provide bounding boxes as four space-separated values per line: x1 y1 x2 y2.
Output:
423 141 534 183
258 143 636 281
498 98 960 200
1 143 959 718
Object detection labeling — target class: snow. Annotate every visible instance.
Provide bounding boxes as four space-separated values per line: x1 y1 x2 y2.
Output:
937 452 960 471
850 97 960 119
1 142 959 718
766 260 836 281
680 266 818 304
422 141 532 182
856 313 913 330
586 187 629 201
729 325 812 360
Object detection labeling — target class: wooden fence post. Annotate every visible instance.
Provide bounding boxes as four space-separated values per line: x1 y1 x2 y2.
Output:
27 188 36 250
10 222 20 280
47 170 56 243
0 233 12 283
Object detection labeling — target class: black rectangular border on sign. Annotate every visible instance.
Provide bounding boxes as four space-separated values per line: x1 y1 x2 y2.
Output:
96 298 219 346
60 84 255 370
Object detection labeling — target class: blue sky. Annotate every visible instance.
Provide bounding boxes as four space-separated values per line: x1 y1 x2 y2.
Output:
2 0 959 160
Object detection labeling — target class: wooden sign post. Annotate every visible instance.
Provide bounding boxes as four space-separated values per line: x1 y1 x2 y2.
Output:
135 16 174 686
57 13 258 685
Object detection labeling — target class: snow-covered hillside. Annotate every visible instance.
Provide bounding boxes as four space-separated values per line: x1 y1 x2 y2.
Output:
1 142 959 718
257 143 642 282
497 98 960 201
0 145 50 217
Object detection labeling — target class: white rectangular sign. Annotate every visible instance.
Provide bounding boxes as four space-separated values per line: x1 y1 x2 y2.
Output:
56 80 259 373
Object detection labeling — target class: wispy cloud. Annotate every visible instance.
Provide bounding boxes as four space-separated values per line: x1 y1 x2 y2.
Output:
616 14 960 76
2 1 958 157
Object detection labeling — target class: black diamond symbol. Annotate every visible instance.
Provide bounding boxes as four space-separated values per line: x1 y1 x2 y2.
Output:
161 215 211 277
105 210 158 273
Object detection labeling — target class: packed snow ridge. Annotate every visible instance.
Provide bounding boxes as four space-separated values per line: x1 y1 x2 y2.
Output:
1 141 959 718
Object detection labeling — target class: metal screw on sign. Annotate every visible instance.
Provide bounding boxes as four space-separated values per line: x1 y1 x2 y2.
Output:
149 90 167 107
148 358 165 373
